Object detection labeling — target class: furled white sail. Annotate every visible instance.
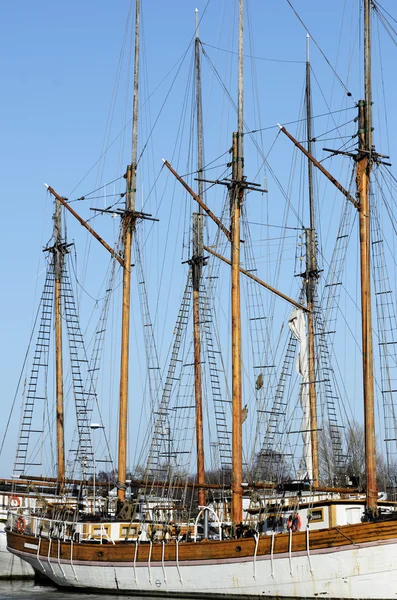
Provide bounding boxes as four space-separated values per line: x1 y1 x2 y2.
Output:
288 307 312 480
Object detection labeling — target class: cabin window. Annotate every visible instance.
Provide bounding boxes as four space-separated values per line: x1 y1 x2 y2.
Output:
91 524 110 537
151 527 164 540
120 525 137 537
345 507 361 524
310 508 324 522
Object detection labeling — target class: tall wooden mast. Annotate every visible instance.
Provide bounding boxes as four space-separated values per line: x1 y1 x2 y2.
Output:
192 8 206 507
231 0 244 525
358 0 377 514
53 197 65 490
278 0 377 514
305 34 319 486
117 0 140 502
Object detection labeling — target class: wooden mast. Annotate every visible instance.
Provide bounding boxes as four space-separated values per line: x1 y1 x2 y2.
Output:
278 1 377 513
53 196 65 491
117 0 140 503
231 0 244 525
358 0 377 515
192 8 206 508
305 34 319 486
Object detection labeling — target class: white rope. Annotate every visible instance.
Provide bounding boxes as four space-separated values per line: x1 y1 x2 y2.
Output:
47 537 55 575
70 538 78 581
289 528 293 576
253 533 259 579
36 537 44 572
162 540 167 583
193 506 223 541
34 517 40 538
176 539 183 584
306 528 313 574
133 539 139 584
99 524 115 545
148 540 153 585
57 538 66 578
270 532 275 579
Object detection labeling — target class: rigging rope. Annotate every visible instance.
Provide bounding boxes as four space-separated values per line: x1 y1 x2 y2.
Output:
202 41 304 64
285 0 355 101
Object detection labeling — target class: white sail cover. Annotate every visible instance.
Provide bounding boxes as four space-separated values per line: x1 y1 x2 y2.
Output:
288 307 312 481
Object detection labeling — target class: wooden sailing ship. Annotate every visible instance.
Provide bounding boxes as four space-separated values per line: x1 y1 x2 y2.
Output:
6 0 397 597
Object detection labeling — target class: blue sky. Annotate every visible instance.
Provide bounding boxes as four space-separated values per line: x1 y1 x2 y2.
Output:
1 1 397 479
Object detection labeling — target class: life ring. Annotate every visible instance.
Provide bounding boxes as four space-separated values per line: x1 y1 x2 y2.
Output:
287 513 301 532
16 516 26 534
9 496 21 508
294 513 302 531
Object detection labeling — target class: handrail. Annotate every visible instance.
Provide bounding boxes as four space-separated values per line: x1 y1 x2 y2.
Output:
193 505 223 541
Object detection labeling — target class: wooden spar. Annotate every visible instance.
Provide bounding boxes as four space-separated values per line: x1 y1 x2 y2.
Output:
9 475 93 487
364 0 373 152
193 9 205 508
193 286 205 506
54 197 65 491
117 168 134 502
204 245 308 313
195 10 204 201
360 0 377 515
162 159 231 241
7 474 359 495
277 125 359 210
126 480 360 494
161 163 307 314
357 102 376 513
117 0 141 502
45 185 124 267
230 133 243 525
159 162 308 310
231 0 244 525
305 34 319 486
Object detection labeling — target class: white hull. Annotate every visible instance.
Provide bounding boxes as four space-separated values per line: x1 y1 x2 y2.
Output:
10 536 397 598
0 522 34 579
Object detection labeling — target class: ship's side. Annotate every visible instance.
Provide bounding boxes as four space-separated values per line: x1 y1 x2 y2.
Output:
7 514 397 598
0 492 36 579
0 521 34 579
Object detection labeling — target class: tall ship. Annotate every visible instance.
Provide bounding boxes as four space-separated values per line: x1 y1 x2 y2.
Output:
5 0 397 596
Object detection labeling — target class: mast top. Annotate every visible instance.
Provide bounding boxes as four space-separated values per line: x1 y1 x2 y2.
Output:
195 8 199 38
306 33 310 62
363 0 373 151
237 0 244 141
